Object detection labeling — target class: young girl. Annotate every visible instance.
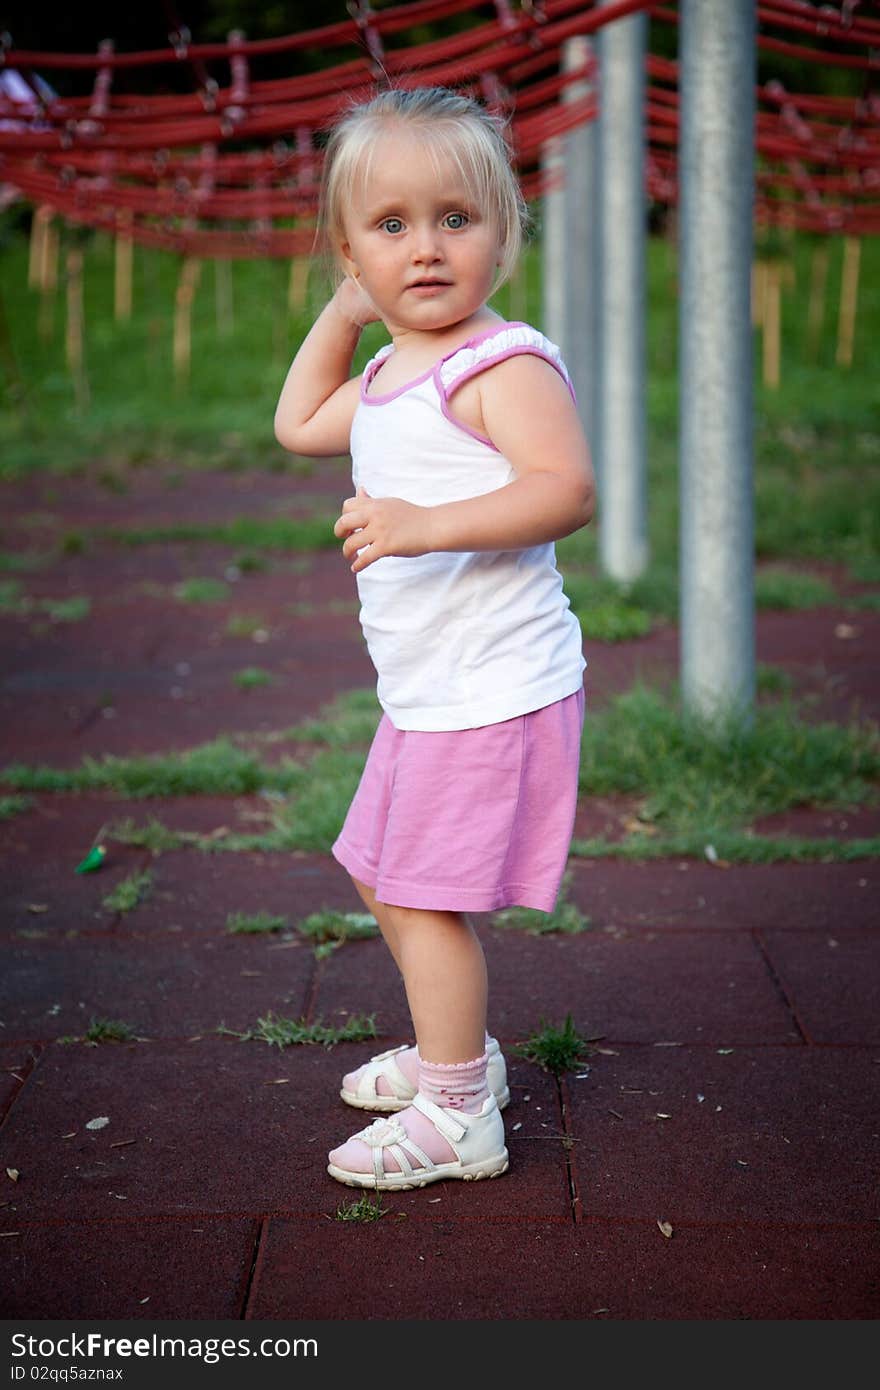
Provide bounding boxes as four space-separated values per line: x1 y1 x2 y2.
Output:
274 86 595 1191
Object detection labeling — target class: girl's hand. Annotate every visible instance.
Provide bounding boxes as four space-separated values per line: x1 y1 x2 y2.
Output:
334 488 433 573
333 276 382 328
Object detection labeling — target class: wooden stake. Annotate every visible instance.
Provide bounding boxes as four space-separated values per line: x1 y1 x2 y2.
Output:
751 260 766 329
836 235 860 368
114 208 134 322
214 257 234 337
38 217 60 342
28 206 49 288
65 247 90 411
288 254 309 314
806 241 829 362
174 256 202 389
762 261 781 390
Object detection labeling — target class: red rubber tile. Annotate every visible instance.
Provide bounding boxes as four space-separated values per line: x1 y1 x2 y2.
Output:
759 930 880 1044
249 1216 880 1320
316 927 801 1047
565 858 876 932
0 933 313 1040
0 1043 572 1224
115 848 360 940
565 1045 880 1224
480 927 801 1045
0 1044 41 1117
1 1217 258 1319
755 608 880 724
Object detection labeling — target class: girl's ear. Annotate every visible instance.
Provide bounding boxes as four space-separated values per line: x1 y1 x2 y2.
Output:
338 240 360 279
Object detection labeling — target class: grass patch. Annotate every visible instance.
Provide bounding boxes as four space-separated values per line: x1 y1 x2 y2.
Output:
0 548 52 571
102 869 153 913
570 831 880 862
84 1017 138 1044
226 613 269 639
40 595 91 622
334 1193 388 1222
513 1014 600 1076
298 909 380 958
222 1011 377 1049
105 516 335 553
578 682 879 839
492 875 590 935
286 688 382 748
233 666 273 690
756 663 796 696
0 794 32 819
755 566 838 609
174 578 231 604
226 911 289 934
1 736 303 796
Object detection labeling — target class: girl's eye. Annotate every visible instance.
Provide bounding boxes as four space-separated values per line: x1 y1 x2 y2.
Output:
443 212 469 230
381 217 404 234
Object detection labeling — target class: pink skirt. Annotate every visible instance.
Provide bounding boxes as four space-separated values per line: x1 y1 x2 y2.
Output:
331 687 585 913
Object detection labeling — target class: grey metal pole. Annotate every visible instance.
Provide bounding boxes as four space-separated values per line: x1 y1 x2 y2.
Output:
595 1 648 582
679 0 756 725
540 134 567 347
541 36 594 454
561 37 595 449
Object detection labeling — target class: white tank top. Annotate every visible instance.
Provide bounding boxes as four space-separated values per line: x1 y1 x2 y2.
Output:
349 320 587 731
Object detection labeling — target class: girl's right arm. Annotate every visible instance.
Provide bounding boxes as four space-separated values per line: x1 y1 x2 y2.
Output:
273 279 379 458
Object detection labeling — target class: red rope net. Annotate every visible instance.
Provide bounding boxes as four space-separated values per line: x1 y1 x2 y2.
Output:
1 0 877 256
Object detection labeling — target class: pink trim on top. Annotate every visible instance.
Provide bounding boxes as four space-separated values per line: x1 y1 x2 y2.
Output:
360 321 529 406
435 345 577 453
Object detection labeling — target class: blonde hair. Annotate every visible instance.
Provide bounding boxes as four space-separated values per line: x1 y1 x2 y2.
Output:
317 86 528 291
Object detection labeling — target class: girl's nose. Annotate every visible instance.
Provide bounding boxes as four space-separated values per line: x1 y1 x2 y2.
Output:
411 226 442 263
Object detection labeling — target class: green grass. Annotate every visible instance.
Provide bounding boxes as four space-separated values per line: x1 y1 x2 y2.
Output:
233 666 273 690
4 680 875 862
0 581 90 622
334 1193 388 1222
569 831 880 862
578 682 879 840
492 875 591 934
513 1014 600 1076
297 909 380 958
102 868 153 913
226 613 269 638
221 1011 377 1049
173 578 231 604
83 1017 138 1044
754 566 838 610
107 516 336 554
0 794 31 819
226 911 289 934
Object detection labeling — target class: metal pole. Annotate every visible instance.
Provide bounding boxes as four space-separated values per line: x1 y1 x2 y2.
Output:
679 0 756 725
541 35 594 453
595 1 648 581
540 135 567 347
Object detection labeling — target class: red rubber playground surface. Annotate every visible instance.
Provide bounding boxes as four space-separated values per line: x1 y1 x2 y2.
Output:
0 462 878 1321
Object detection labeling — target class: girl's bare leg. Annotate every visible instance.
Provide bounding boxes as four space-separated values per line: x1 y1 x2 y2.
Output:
350 875 403 972
386 902 487 1063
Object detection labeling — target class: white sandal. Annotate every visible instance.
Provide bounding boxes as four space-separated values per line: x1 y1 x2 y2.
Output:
340 1037 510 1112
327 1092 509 1190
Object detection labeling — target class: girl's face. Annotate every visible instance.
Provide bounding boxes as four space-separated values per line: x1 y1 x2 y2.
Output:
338 126 504 339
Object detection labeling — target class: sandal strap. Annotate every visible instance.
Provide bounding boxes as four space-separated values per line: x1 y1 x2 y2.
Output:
411 1092 467 1144
359 1118 435 1181
353 1044 413 1103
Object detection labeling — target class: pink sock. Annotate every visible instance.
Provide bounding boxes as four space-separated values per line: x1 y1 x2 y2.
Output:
418 1053 490 1114
344 1032 493 1099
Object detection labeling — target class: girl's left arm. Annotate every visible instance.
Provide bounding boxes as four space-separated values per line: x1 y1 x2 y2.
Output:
335 355 595 572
